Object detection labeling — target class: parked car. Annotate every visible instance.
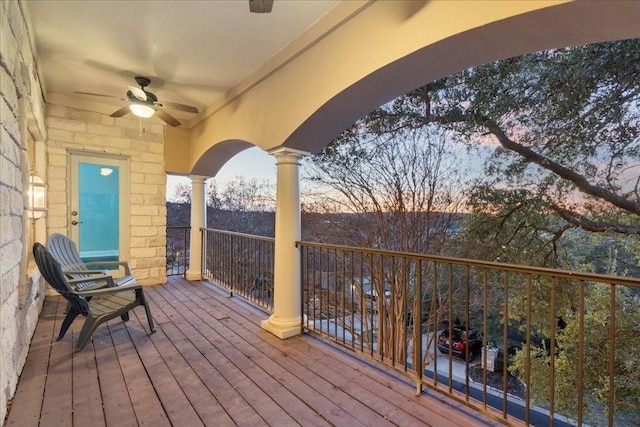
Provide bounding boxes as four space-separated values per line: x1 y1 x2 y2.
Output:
437 326 483 361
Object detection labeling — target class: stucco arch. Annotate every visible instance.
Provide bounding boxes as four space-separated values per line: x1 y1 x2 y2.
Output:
284 1 640 154
191 139 256 177
179 0 640 175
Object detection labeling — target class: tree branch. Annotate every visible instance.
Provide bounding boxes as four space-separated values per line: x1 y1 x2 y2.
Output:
430 110 640 216
479 116 640 216
547 201 640 235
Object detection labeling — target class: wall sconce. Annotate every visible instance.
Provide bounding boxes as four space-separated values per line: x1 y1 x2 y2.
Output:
28 175 47 221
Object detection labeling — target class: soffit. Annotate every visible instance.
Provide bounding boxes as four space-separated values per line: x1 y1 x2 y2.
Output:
26 0 340 122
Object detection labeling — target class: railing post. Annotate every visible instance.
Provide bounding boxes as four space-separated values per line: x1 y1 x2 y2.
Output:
261 147 309 339
200 227 205 278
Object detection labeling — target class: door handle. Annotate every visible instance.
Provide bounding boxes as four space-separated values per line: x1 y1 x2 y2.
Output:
71 220 83 225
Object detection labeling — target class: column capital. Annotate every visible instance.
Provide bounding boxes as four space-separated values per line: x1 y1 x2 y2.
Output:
267 147 310 161
189 175 209 184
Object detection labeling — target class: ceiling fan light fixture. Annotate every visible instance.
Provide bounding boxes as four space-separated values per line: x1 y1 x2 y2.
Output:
130 103 154 118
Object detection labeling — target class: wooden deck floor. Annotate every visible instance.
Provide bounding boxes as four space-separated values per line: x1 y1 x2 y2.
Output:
5 277 502 427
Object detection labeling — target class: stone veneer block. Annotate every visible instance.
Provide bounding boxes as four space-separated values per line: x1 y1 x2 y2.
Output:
1 0 47 421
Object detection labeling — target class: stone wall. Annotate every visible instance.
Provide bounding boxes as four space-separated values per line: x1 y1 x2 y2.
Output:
45 105 168 285
1 0 47 422
2 1 167 420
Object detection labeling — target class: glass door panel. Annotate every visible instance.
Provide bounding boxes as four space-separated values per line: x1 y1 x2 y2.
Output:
70 153 129 263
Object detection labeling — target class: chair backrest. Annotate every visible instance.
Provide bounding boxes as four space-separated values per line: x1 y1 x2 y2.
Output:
33 243 89 315
46 233 86 272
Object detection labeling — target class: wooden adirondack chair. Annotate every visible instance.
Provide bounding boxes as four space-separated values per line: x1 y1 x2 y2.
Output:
33 243 155 353
46 233 135 291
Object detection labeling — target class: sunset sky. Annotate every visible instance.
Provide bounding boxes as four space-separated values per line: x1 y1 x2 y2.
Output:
166 146 276 199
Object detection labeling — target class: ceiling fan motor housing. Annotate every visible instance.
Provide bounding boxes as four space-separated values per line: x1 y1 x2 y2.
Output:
127 89 157 104
135 76 151 88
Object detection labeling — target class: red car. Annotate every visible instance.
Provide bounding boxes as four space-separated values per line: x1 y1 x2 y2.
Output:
437 326 483 361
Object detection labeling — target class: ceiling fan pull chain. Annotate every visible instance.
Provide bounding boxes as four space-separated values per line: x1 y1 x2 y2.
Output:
139 117 146 135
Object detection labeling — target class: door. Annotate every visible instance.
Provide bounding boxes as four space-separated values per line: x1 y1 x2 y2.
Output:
70 153 129 263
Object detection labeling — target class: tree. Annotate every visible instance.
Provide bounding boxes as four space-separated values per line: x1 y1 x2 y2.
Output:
167 179 221 208
306 126 467 252
219 176 273 212
168 182 192 204
211 176 274 235
367 39 640 245
305 125 471 364
312 39 640 418
166 177 275 235
441 41 640 417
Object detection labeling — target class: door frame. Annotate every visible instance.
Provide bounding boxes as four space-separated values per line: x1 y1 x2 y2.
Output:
68 150 130 262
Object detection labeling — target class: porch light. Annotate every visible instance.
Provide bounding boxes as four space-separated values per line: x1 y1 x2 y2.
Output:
129 103 154 118
28 175 47 221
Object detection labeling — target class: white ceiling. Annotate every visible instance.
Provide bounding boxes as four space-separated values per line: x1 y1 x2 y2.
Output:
26 0 340 123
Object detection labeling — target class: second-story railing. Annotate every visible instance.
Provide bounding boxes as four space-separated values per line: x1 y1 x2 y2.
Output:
202 228 275 312
166 226 190 277
298 241 640 427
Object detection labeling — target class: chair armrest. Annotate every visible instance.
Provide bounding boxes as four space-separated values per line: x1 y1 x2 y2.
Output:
115 275 137 286
86 261 132 276
75 282 142 297
68 274 116 289
62 270 104 275
63 269 107 275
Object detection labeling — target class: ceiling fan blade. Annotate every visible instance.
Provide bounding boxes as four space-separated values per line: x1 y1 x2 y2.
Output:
159 101 199 114
128 85 147 101
110 105 131 118
155 109 181 127
249 0 273 13
74 91 122 99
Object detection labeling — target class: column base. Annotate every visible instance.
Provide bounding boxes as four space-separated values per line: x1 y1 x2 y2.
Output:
184 269 202 281
261 314 302 339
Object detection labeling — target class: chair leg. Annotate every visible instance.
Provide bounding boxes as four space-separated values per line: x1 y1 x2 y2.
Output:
58 307 81 341
75 315 101 353
136 289 155 333
120 313 130 322
144 301 155 333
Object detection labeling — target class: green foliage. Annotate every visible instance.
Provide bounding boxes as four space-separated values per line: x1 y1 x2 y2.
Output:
360 39 640 243
510 284 640 417
456 40 640 235
312 39 640 419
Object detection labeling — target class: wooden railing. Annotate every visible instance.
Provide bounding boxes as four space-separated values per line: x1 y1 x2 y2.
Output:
297 241 640 427
201 228 275 312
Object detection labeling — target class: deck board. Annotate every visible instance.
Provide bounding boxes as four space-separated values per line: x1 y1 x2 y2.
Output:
6 277 502 427
169 290 390 426
39 300 73 427
92 327 138 427
4 297 58 427
71 329 106 427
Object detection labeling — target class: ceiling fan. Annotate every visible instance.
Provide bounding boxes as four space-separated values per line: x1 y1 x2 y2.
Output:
75 76 199 127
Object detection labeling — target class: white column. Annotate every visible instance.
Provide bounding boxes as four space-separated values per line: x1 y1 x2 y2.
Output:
261 147 309 339
185 175 207 280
